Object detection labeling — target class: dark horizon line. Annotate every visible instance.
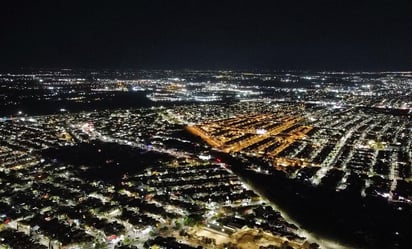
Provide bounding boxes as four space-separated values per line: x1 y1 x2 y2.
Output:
1 65 412 74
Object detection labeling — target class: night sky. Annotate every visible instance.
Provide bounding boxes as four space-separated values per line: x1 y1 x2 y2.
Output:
1 0 411 70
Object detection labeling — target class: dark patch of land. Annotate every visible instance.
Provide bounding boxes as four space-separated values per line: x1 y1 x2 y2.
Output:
41 141 174 183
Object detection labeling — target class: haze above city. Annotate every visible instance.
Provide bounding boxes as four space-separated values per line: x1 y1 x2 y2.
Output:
1 0 412 71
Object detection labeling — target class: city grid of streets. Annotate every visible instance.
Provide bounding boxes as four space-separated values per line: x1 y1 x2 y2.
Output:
0 70 411 249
